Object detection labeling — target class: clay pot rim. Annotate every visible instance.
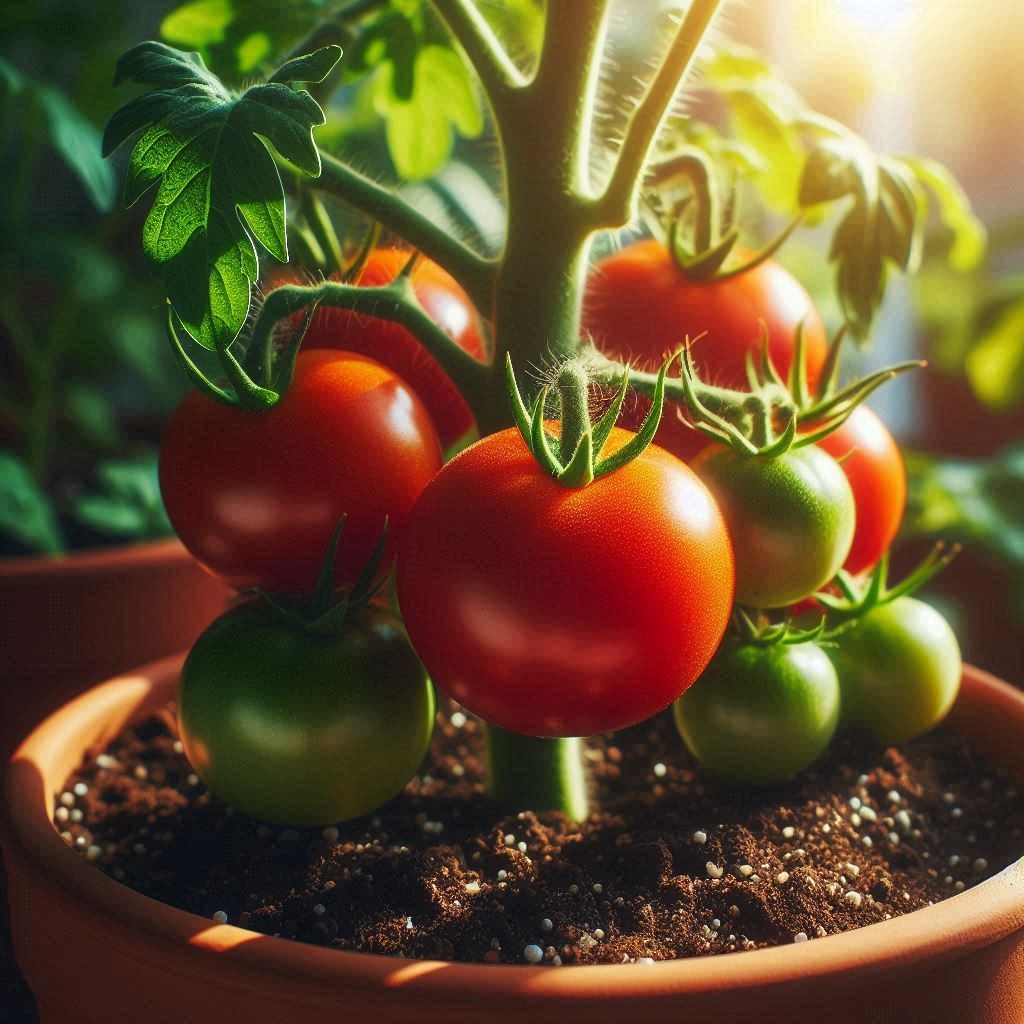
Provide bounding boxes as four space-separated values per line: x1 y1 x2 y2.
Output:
6 657 1024 1003
0 537 196 579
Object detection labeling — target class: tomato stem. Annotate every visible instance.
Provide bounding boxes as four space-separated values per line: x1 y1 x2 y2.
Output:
484 727 588 822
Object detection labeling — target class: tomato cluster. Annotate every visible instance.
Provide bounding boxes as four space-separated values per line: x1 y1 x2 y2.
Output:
162 234 959 822
583 239 958 784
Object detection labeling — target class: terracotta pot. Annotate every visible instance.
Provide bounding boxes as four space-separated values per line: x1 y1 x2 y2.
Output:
5 658 1024 1024
0 539 231 765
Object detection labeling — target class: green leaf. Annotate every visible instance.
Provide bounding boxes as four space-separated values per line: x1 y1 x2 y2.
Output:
160 0 330 78
964 299 1024 411
70 455 173 541
270 44 343 86
0 452 65 554
105 41 331 351
898 156 988 272
160 0 234 50
904 446 1024 578
374 44 483 181
0 57 115 212
799 138 871 207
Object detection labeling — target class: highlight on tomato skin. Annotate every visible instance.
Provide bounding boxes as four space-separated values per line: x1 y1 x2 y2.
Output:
159 349 444 595
583 239 829 462
394 425 736 739
291 248 488 450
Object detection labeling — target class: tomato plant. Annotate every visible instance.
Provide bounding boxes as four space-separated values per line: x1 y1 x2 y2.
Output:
827 596 961 744
159 349 443 593
689 444 855 608
178 599 436 825
673 639 841 786
583 240 829 461
816 405 906 576
395 425 734 737
108 0 979 817
298 248 488 449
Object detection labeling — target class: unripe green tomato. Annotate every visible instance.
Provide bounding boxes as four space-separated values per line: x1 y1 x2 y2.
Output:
673 641 841 785
178 601 436 826
827 596 961 744
690 445 855 608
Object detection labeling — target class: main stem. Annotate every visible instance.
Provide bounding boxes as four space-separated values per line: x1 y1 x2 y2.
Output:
475 3 614 815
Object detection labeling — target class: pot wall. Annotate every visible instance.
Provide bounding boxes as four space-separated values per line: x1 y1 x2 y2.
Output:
5 658 1024 1024
0 540 231 765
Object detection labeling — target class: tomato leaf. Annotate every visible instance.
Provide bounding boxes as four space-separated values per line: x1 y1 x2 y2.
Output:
160 0 333 79
964 298 1024 411
373 43 483 181
104 41 339 352
898 156 988 273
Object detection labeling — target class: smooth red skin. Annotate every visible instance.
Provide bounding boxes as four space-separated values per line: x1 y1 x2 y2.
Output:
159 350 443 594
817 405 907 575
395 427 735 738
299 249 487 449
583 239 829 461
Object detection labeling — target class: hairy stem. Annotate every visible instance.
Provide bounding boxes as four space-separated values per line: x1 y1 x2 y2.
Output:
597 0 725 227
253 279 493 417
315 152 498 313
429 0 527 104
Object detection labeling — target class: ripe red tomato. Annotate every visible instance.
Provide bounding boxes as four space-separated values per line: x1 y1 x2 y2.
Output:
815 405 906 575
299 248 488 449
160 349 443 594
395 427 735 737
583 239 829 461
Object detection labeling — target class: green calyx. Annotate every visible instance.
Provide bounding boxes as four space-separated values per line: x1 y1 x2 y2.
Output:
254 515 390 635
794 326 923 441
644 145 803 283
505 353 670 488
729 607 828 648
814 543 959 631
677 323 923 458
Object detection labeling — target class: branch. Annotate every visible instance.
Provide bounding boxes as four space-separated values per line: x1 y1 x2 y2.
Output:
252 279 492 416
316 151 498 314
594 0 724 227
429 0 527 107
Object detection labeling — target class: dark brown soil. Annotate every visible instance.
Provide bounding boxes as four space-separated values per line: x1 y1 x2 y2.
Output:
55 699 1023 967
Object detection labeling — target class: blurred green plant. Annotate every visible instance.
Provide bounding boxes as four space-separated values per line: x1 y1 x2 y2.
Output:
903 446 1024 589
913 221 1024 412
1 7 189 556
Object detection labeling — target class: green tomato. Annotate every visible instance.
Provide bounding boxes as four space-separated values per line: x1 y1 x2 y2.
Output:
827 596 961 744
673 641 841 785
178 601 436 826
690 445 855 608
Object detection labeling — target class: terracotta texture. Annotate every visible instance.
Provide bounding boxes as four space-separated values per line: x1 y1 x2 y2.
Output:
0 540 231 764
4 658 1024 1023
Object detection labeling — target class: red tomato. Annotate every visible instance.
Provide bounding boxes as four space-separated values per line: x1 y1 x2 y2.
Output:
299 248 488 449
583 239 829 461
395 427 735 737
816 405 906 575
159 350 443 594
